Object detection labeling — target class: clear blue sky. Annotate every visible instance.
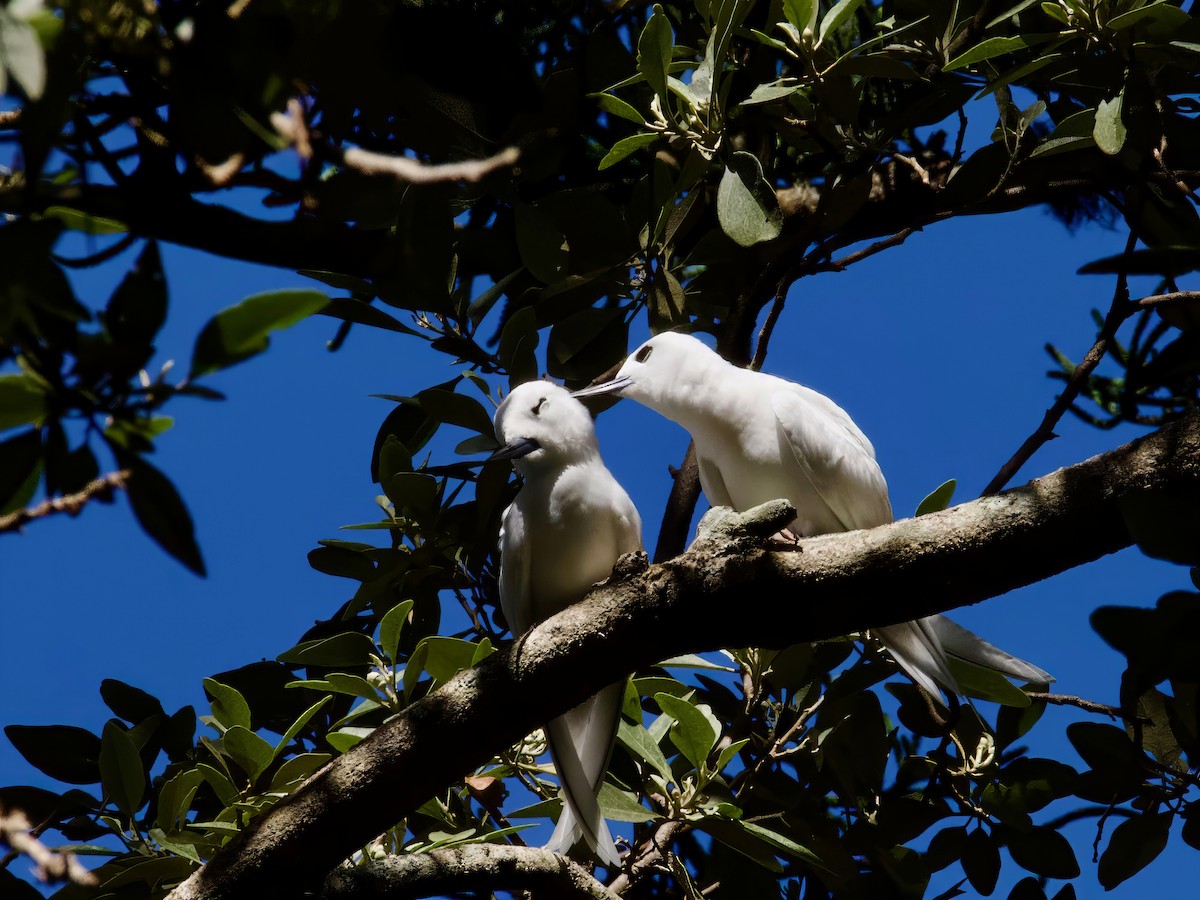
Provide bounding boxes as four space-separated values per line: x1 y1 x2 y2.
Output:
2 195 1197 896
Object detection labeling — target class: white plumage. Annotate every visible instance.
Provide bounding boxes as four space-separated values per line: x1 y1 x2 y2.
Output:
574 331 1051 699
494 380 641 866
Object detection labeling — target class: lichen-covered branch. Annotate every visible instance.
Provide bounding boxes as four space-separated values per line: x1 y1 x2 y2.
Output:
165 412 1200 900
0 470 131 534
322 846 618 899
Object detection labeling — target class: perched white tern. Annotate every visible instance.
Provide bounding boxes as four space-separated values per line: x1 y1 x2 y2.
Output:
492 380 641 866
573 331 1051 700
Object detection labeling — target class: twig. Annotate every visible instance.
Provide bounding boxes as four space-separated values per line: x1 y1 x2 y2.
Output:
608 820 688 893
0 807 98 886
0 109 22 129
1137 290 1200 309
0 470 132 534
824 226 918 272
1025 692 1141 722
750 277 789 372
982 229 1138 495
271 105 520 185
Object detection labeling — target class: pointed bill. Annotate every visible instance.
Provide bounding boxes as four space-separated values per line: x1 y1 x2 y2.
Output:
571 375 633 399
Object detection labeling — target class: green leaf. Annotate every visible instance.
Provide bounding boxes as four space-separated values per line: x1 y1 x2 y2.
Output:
272 696 332 759
945 655 1034 707
269 752 332 792
617 719 673 781
155 768 204 832
1008 877 1047 900
316 298 421 337
196 763 239 806
817 0 866 48
0 374 46 431
782 0 819 34
715 738 748 772
326 727 373 753
1116 489 1200 565
190 289 329 377
1004 825 1080 878
598 132 660 170
100 680 165 725
716 152 782 247
380 599 416 663
637 4 673 103
405 636 493 696
916 479 956 516
1094 91 1127 156
498 306 540 388
591 92 646 125
116 451 206 576
147 827 203 864
105 241 167 348
740 819 838 877
945 34 1052 70
514 203 569 285
654 692 719 770
41 206 127 235
277 632 378 668
417 388 494 435
202 678 251 731
1098 813 1172 889
597 782 655 822
384 471 439 517
3 725 101 784
0 429 42 514
99 722 145 816
963 826 1000 895
467 268 523 324
222 726 274 783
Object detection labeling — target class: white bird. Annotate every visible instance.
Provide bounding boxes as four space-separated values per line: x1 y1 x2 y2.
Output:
492 380 641 867
573 331 1051 700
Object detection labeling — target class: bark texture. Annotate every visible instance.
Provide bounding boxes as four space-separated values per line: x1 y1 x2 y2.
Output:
322 846 618 899
166 412 1200 900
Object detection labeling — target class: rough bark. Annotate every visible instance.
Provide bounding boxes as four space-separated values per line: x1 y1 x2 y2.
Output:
322 846 618 899
165 412 1200 900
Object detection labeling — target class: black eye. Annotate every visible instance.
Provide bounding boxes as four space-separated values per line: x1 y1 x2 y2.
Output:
635 345 653 363
532 397 547 415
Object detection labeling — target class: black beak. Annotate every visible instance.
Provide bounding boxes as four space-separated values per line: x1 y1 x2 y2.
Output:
487 437 541 461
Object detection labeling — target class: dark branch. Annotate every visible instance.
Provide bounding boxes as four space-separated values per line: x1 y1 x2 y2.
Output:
322 846 618 900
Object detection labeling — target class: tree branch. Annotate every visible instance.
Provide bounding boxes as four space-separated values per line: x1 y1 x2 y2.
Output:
165 411 1200 900
0 470 131 534
982 229 1137 495
322 846 618 899
0 807 97 887
271 104 521 185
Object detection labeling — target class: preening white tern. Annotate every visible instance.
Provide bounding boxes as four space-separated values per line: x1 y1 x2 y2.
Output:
493 380 641 866
574 332 1051 700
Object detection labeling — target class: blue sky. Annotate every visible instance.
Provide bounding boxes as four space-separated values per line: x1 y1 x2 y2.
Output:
2 193 1198 896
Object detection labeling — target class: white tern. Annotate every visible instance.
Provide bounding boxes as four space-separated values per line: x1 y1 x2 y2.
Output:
492 380 641 866
573 331 1051 700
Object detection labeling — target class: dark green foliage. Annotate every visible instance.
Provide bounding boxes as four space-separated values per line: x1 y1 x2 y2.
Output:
3 1 1200 897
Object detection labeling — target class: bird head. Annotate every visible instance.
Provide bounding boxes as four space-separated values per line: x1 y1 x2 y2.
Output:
571 331 719 414
492 380 599 474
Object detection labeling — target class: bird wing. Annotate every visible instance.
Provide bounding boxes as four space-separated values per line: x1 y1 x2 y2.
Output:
926 614 1054 683
497 501 531 636
771 388 893 531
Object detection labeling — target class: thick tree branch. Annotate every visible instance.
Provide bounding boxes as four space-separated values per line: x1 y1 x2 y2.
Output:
322 846 618 899
166 412 1200 900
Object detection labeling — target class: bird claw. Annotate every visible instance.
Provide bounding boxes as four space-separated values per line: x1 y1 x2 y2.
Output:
696 500 798 542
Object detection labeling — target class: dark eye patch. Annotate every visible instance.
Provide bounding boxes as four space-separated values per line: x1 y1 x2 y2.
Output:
532 397 547 415
635 345 653 363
